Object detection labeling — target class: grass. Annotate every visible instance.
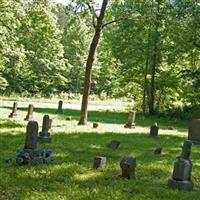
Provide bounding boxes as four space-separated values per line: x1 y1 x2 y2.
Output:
0 105 199 200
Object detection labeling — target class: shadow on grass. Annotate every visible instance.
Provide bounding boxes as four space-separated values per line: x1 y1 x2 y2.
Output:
3 106 187 131
1 131 200 200
0 119 23 129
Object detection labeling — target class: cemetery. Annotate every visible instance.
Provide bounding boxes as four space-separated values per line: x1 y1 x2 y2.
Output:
0 100 199 200
0 0 199 199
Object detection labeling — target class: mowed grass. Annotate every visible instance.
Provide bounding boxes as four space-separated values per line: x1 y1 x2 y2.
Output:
0 106 199 200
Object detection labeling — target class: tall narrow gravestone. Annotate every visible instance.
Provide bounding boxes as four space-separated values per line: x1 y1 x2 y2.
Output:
38 115 52 143
120 156 136 179
188 119 200 144
24 104 34 121
16 121 43 165
124 110 136 128
150 123 159 138
16 121 53 166
57 100 63 114
168 140 194 191
8 102 18 118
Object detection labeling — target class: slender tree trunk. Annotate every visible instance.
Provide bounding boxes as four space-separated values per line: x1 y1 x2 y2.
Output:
78 0 108 125
149 0 161 115
142 31 151 114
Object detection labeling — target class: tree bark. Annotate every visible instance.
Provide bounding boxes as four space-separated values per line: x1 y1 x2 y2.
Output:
149 0 161 115
78 0 108 125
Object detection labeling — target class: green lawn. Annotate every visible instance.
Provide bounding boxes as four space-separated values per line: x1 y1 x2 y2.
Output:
0 106 199 200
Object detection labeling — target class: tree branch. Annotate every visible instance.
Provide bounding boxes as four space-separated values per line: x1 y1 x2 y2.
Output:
102 18 127 29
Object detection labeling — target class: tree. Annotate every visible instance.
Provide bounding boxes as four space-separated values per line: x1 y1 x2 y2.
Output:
19 0 67 95
77 0 109 125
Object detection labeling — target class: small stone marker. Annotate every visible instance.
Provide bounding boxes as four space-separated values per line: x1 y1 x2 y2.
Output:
150 123 159 138
120 156 136 179
38 115 52 143
93 156 107 169
66 116 71 121
8 102 18 118
107 140 120 150
93 122 99 128
168 140 194 191
154 147 162 155
24 104 34 121
124 110 136 128
57 100 63 114
188 119 200 144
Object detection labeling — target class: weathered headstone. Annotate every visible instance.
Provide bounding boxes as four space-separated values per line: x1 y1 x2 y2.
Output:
38 115 52 143
57 100 63 114
154 147 162 155
16 121 42 165
16 121 53 166
107 140 120 150
150 123 159 138
120 156 136 179
24 121 38 149
124 110 136 128
168 140 194 191
24 104 34 121
93 122 99 128
93 156 107 169
188 119 200 144
48 118 52 130
8 102 18 118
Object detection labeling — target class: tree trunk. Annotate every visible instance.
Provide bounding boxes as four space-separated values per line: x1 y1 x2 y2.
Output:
149 0 161 115
78 0 108 125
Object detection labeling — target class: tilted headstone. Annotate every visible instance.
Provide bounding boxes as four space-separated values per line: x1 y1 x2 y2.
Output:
107 140 120 150
124 110 136 128
188 119 200 144
150 123 159 138
38 115 52 143
154 147 162 155
16 121 53 166
57 100 63 114
120 156 136 179
168 140 194 191
93 122 99 128
8 102 18 118
93 156 107 169
24 104 34 121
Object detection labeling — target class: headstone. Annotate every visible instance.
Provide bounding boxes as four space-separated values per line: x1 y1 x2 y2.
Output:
188 119 200 144
48 118 52 130
93 156 107 169
24 104 34 121
93 122 99 128
38 115 52 143
57 100 63 114
16 121 53 166
124 110 136 128
107 140 120 150
8 102 18 118
154 147 162 155
168 140 194 191
150 123 159 138
24 121 38 149
120 156 136 179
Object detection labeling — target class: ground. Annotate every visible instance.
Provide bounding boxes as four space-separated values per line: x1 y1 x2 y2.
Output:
0 101 199 200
